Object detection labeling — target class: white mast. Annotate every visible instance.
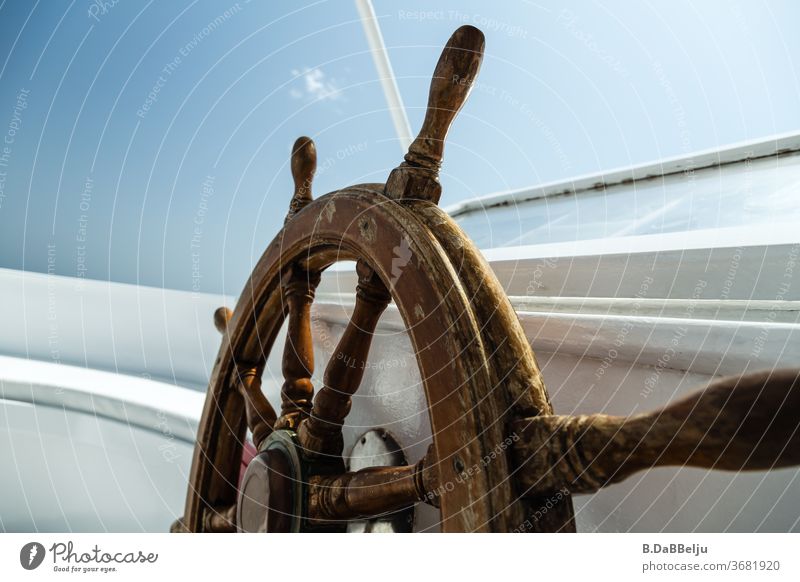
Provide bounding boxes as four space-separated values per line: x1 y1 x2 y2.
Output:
355 0 413 153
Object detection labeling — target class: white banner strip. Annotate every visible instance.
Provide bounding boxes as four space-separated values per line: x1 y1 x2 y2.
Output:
1 533 798 581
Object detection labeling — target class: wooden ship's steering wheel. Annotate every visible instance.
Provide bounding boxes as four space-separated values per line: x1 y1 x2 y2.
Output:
173 26 800 533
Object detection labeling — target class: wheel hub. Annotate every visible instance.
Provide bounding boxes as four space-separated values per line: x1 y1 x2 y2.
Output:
237 431 303 532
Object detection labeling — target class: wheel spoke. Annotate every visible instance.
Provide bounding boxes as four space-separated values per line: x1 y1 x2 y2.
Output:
511 369 800 496
384 25 484 204
233 366 276 450
308 447 438 521
276 266 320 429
297 261 391 456
213 306 277 449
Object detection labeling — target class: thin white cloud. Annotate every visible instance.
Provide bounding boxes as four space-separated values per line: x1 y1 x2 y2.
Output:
290 67 342 102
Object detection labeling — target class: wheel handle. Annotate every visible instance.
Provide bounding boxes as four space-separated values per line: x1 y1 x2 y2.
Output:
385 25 485 204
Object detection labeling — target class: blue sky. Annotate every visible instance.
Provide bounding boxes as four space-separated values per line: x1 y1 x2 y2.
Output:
1 0 798 294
